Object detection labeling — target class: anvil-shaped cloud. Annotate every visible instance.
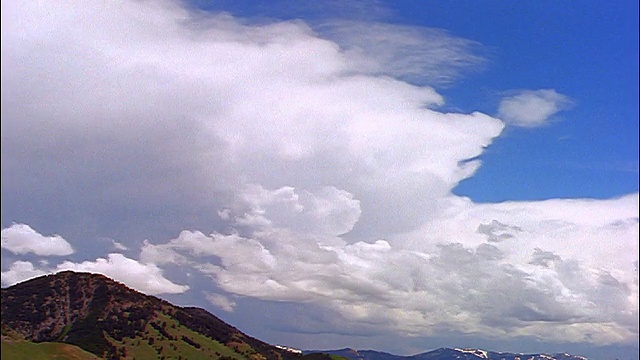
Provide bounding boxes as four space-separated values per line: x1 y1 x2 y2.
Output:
1 0 637 352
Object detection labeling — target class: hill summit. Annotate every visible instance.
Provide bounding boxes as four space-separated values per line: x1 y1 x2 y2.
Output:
0 271 307 360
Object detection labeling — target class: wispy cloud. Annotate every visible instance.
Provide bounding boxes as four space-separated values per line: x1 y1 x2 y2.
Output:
318 20 486 85
205 292 237 312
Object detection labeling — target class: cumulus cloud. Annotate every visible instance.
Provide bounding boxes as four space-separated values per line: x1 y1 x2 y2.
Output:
1 261 49 286
1 223 74 256
498 89 573 127
134 176 640 345
1 253 189 295
140 192 639 344
1 0 637 351
56 253 189 295
227 185 362 236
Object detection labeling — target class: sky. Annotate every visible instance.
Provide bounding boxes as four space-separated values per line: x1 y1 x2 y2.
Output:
1 1 638 359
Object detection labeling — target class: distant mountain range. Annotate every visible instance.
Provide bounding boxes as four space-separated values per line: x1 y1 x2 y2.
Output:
1 271 594 360
304 348 588 360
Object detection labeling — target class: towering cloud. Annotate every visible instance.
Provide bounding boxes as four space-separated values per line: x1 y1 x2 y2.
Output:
1 0 637 352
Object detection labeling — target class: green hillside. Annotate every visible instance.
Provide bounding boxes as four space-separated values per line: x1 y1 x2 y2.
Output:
2 326 100 360
1 340 101 360
0 271 329 360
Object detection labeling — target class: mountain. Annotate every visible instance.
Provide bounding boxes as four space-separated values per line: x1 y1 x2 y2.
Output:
305 348 589 360
305 348 401 360
0 271 318 360
1 271 594 360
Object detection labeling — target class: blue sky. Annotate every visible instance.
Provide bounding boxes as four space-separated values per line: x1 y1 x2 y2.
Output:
1 1 638 359
433 1 639 202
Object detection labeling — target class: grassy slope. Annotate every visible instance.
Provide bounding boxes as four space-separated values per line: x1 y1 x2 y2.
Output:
1 339 101 360
103 309 255 359
2 318 343 360
2 326 100 360
1 306 267 360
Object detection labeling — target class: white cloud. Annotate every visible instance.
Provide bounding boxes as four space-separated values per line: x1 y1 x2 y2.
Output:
1 261 49 287
111 241 128 251
140 190 638 345
1 223 74 256
56 253 189 295
230 185 362 236
205 292 237 312
498 89 573 127
1 253 189 295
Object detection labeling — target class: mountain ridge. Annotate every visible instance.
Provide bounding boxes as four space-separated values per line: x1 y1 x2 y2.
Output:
304 347 589 360
0 271 598 360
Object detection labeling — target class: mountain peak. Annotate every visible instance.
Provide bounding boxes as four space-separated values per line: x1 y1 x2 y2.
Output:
309 347 590 360
1 271 298 360
453 348 490 359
